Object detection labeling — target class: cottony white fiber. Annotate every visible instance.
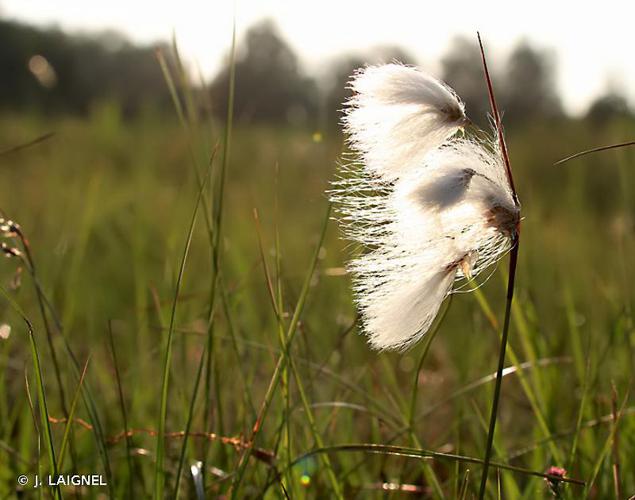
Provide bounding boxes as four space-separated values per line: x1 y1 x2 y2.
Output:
333 64 520 351
343 63 468 180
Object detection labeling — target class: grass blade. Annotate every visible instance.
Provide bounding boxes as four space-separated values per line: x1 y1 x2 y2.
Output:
23 369 43 500
0 286 61 499
554 140 635 165
229 203 332 498
282 444 585 487
154 152 211 499
583 392 628 496
201 17 236 483
107 321 135 497
0 132 55 157
173 347 207 498
57 356 90 471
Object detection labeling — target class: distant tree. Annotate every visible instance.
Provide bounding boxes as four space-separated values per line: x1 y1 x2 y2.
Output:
0 20 173 116
321 55 365 131
210 20 317 125
586 91 632 125
500 42 563 126
440 36 491 127
322 46 416 131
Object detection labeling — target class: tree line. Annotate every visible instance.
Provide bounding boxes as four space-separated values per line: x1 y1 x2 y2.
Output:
0 18 631 127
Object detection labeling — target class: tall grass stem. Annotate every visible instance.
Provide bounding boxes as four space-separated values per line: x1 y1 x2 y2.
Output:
476 32 521 499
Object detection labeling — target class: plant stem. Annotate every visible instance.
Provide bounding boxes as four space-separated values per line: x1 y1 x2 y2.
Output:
478 240 519 499
554 140 635 165
229 204 331 498
476 32 521 499
154 162 210 499
19 230 70 420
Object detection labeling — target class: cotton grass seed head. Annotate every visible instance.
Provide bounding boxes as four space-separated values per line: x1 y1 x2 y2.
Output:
332 64 520 351
343 63 468 181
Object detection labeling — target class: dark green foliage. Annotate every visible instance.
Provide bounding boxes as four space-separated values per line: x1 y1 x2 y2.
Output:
0 110 633 497
500 42 564 125
587 92 632 125
210 20 318 126
441 36 492 128
1 17 601 130
0 20 173 116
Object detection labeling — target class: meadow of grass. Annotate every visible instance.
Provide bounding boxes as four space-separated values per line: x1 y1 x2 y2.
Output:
0 97 633 498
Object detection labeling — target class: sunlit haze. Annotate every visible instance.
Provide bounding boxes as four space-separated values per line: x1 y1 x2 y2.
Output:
3 0 633 115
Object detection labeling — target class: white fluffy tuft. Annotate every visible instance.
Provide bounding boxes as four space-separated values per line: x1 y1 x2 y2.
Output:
332 132 519 350
343 63 467 180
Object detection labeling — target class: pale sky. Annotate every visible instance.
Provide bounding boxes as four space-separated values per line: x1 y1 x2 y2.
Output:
3 1 634 115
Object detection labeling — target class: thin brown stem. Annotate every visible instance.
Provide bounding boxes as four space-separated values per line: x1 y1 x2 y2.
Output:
477 33 519 208
0 132 55 157
610 383 622 500
476 32 521 499
554 140 635 165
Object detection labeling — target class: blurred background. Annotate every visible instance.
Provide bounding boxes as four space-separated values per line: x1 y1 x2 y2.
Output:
1 1 634 126
0 2 633 498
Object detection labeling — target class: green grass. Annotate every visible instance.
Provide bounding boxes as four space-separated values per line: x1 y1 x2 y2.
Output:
0 104 633 498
